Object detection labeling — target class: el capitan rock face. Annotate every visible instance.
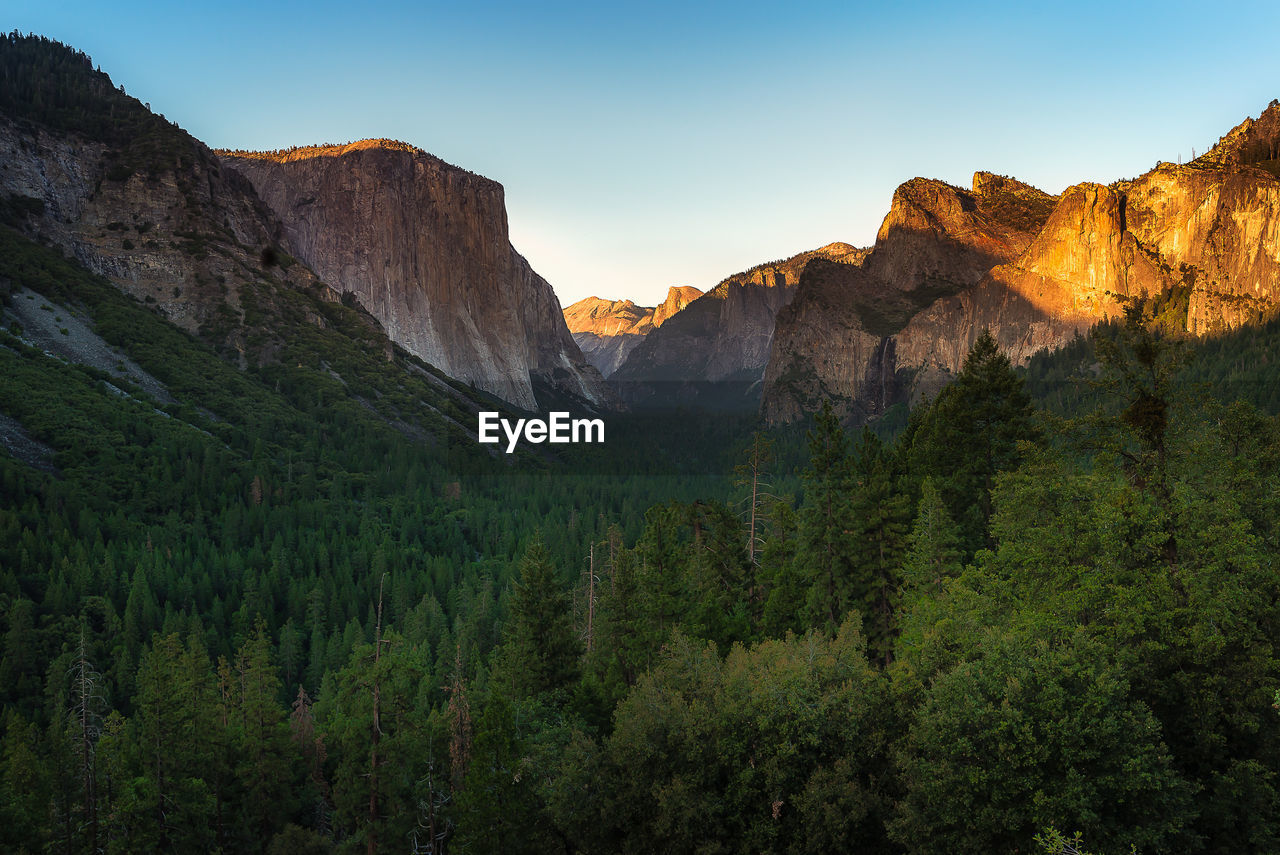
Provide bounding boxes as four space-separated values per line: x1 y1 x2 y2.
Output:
220 141 607 411
612 243 868 407
564 285 701 377
762 103 1280 424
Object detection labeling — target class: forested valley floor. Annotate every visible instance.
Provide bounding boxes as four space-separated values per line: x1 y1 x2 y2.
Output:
3 224 1280 854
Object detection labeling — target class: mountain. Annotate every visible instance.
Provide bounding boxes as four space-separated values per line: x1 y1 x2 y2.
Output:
0 36 329 357
0 34 558 459
563 285 701 377
0 34 603 414
762 104 1280 424
220 143 607 411
611 242 867 407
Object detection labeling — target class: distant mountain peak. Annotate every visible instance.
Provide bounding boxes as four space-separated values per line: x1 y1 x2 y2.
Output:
564 286 703 377
1195 101 1280 175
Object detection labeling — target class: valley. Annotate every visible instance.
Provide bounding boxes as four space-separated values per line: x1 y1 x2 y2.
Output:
2 31 1280 855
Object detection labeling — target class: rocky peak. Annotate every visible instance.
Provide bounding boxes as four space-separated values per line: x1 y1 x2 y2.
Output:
763 103 1280 426
1197 101 1280 172
564 285 703 378
565 297 650 335
0 35 332 358
221 141 607 411
653 285 702 326
861 174 1057 300
762 171 1063 423
612 242 868 407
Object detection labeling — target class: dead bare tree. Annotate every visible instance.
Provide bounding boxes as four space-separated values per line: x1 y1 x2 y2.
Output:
368 573 390 855
68 627 105 855
734 432 778 565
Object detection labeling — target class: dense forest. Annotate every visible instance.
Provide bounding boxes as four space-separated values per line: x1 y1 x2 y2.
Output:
3 210 1280 854
3 30 1280 855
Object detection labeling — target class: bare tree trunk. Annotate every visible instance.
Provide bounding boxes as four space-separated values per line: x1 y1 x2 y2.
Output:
585 543 596 654
748 465 759 565
72 631 100 855
369 574 386 855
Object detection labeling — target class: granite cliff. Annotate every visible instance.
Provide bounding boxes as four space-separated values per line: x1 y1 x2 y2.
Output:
0 37 603 416
563 285 701 377
220 142 607 411
0 73 326 356
613 242 867 407
763 103 1280 424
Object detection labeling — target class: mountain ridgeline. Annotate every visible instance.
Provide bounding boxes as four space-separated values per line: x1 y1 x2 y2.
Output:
607 242 869 409
0 33 603 414
7 34 1280 855
761 107 1280 423
567 104 1280 424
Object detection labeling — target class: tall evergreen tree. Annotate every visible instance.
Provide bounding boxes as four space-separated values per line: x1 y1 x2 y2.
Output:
795 400 860 632
908 329 1040 554
849 429 911 664
126 634 219 852
232 619 294 850
503 538 581 698
900 478 963 603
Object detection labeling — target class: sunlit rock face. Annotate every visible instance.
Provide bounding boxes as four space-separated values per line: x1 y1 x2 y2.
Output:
564 286 702 378
221 141 607 411
762 103 1280 424
763 174 1057 423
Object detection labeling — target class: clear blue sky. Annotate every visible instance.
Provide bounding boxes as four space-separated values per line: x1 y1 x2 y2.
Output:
6 0 1280 306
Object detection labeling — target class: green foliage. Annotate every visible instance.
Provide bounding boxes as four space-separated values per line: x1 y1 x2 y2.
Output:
900 477 963 605
976 179 1058 233
907 329 1041 553
497 538 581 698
0 33 194 176
573 622 891 854
794 400 860 631
893 633 1194 855
846 429 911 663
452 694 568 855
1 83 1280 850
316 632 432 853
0 711 50 854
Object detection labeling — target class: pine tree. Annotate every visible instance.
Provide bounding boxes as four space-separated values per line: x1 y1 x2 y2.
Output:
849 429 911 665
317 630 430 855
795 400 860 631
504 538 581 697
0 711 51 853
901 478 963 604
593 546 648 690
233 618 294 848
129 633 218 852
908 330 1040 554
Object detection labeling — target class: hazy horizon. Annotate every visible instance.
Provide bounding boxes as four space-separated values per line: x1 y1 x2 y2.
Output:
8 0 1280 307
